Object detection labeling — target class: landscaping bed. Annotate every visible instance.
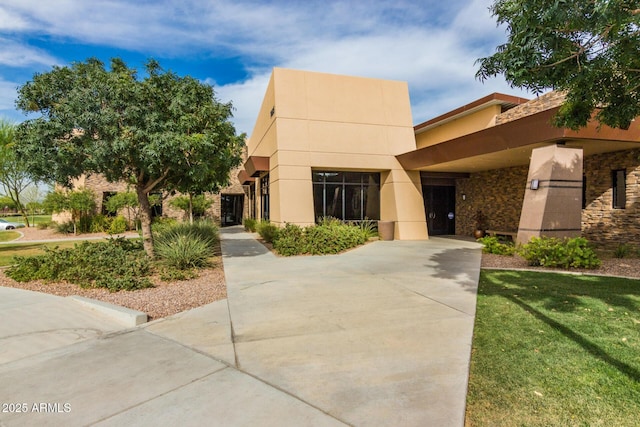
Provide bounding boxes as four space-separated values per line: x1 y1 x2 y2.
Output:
0 226 226 321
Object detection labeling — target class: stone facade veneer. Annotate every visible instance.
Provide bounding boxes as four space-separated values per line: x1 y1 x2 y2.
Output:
453 147 640 248
583 148 640 248
455 165 528 235
495 91 566 125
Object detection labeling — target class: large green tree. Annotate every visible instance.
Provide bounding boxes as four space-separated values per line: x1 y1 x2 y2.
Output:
15 58 244 256
0 118 38 226
477 0 640 130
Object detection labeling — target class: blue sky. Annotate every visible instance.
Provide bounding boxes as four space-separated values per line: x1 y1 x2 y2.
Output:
0 0 532 136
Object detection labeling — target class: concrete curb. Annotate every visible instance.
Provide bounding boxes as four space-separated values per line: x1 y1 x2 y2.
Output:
69 295 148 327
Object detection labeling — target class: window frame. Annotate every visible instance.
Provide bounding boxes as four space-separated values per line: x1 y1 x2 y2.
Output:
612 169 626 209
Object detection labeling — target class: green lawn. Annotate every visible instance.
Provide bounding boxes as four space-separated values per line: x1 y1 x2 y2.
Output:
0 241 91 267
0 231 21 242
466 270 640 426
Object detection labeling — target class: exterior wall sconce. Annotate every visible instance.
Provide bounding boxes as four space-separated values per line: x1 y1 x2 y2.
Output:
530 179 539 190
461 194 466 200
270 106 275 117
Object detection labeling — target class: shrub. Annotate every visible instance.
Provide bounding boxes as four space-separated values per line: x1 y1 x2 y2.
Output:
355 218 378 239
54 221 74 234
155 233 214 269
36 221 51 230
154 220 219 269
518 236 600 269
159 267 198 281
6 238 152 291
257 220 280 243
108 215 128 234
304 222 366 255
90 214 111 233
477 236 516 256
273 223 307 256
243 217 257 232
614 243 633 259
151 217 178 234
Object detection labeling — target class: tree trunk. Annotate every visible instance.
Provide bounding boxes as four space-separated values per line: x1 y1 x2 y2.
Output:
136 184 155 258
189 193 194 224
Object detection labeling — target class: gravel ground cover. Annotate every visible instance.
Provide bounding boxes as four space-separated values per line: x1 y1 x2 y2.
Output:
0 227 226 320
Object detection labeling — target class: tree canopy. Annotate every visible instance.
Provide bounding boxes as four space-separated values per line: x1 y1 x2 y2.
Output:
0 118 38 226
477 0 640 130
15 58 245 255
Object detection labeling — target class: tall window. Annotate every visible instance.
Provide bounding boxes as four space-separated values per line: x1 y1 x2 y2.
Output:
312 171 380 221
260 173 270 221
612 169 626 209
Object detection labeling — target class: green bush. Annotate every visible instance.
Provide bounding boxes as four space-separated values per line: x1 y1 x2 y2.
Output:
6 238 152 291
36 221 51 230
477 236 516 256
304 222 366 255
151 217 178 234
355 218 378 239
257 220 280 243
108 215 128 234
273 223 307 256
518 236 600 269
154 220 219 269
243 217 257 232
54 221 74 234
90 214 111 233
614 243 633 259
155 233 214 269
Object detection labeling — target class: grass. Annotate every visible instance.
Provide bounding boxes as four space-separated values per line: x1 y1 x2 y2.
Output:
0 231 21 242
466 270 640 426
0 241 97 267
1 214 51 226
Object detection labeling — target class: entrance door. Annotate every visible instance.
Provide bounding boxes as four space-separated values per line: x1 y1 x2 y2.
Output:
221 194 244 227
423 185 455 235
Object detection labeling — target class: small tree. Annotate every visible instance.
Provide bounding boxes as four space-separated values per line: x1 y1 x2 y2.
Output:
44 188 96 234
104 191 139 230
0 119 38 226
15 58 244 256
169 194 213 223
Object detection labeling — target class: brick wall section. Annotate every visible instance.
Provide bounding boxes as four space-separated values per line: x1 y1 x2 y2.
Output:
455 165 528 235
74 163 249 225
495 91 566 125
583 148 640 248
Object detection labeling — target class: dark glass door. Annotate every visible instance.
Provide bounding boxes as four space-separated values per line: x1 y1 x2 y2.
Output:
221 194 244 227
423 185 455 235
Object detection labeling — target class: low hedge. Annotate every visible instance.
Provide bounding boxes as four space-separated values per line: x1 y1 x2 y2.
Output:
268 220 370 256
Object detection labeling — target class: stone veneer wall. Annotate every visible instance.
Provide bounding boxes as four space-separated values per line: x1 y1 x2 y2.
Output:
495 91 566 125
79 164 249 225
455 165 529 236
583 148 640 248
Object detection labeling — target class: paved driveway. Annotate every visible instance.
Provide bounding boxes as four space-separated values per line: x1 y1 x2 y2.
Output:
0 228 481 426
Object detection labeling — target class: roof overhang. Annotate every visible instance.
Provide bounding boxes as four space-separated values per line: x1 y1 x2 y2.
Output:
244 156 270 177
399 107 640 173
414 93 529 134
237 170 255 185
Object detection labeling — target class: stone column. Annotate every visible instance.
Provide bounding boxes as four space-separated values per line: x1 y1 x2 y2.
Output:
516 144 583 244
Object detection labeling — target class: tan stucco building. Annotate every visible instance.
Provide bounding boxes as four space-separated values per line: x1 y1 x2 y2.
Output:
239 68 640 247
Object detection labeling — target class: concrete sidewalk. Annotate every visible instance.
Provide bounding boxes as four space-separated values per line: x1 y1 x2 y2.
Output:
0 227 481 426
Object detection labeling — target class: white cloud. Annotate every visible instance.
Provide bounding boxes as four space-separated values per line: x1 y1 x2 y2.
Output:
1 0 535 131
0 37 60 67
0 79 17 109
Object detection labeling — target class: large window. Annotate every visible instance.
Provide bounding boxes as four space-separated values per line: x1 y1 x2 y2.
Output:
612 169 626 209
312 171 380 221
260 173 270 221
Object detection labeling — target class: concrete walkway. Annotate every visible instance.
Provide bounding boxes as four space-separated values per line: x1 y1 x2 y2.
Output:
0 227 481 426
